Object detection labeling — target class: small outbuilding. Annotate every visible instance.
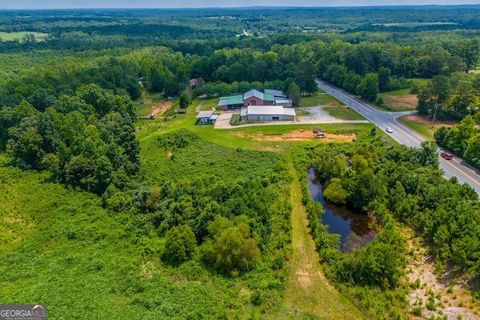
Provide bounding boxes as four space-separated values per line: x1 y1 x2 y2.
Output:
240 105 296 122
196 111 217 125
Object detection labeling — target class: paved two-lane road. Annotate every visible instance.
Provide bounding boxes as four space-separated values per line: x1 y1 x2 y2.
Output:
316 79 480 193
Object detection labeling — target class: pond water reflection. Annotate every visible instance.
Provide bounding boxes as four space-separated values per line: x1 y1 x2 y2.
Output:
307 168 376 252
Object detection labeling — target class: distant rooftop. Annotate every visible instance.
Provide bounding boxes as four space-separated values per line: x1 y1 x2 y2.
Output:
244 89 274 102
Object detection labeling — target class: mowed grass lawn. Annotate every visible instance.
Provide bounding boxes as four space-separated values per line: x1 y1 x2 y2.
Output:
322 105 365 120
0 31 48 42
300 92 341 107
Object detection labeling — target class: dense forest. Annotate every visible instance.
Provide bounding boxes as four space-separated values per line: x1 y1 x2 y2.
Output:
1 6 480 319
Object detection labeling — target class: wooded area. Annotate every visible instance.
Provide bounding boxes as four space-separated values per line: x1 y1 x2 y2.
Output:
1 6 480 319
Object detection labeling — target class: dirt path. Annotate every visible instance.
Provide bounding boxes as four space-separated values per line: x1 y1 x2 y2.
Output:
281 159 365 319
150 101 173 118
233 129 356 143
406 233 480 320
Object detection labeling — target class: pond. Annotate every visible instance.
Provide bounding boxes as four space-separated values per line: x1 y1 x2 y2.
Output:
307 168 376 252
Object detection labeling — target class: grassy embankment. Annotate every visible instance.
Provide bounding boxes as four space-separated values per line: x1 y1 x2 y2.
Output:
398 114 455 141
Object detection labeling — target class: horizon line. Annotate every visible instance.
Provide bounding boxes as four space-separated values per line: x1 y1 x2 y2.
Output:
2 3 480 10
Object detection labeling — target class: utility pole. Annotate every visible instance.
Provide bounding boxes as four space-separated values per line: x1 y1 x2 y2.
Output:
432 100 438 129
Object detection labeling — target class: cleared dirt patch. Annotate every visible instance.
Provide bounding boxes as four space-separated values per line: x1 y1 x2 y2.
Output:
384 94 418 110
150 101 173 118
233 129 356 143
406 234 480 320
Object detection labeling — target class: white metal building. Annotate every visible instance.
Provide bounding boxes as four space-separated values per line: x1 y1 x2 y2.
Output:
240 105 296 122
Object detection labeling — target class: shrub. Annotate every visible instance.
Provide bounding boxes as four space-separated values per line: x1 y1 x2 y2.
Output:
323 178 348 205
201 216 260 275
157 129 197 150
163 225 197 265
230 114 241 126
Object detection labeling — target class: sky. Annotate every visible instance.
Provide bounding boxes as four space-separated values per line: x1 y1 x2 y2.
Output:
2 0 480 9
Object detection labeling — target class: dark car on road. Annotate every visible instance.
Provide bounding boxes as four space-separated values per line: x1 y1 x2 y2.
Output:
441 151 453 160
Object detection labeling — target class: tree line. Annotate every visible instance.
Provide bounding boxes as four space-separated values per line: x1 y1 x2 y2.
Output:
0 84 139 194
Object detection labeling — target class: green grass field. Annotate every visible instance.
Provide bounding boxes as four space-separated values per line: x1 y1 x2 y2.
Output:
137 99 373 152
323 105 366 120
300 92 341 107
0 31 48 42
197 97 219 111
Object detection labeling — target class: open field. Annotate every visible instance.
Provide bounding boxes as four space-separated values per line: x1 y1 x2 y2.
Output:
378 89 418 111
300 92 341 108
0 31 48 42
322 105 366 120
196 97 219 111
397 114 455 140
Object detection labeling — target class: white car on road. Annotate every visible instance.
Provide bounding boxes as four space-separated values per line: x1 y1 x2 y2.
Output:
386 126 394 133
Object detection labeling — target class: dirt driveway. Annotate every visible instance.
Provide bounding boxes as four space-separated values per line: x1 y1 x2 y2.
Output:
214 112 234 129
150 101 173 118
